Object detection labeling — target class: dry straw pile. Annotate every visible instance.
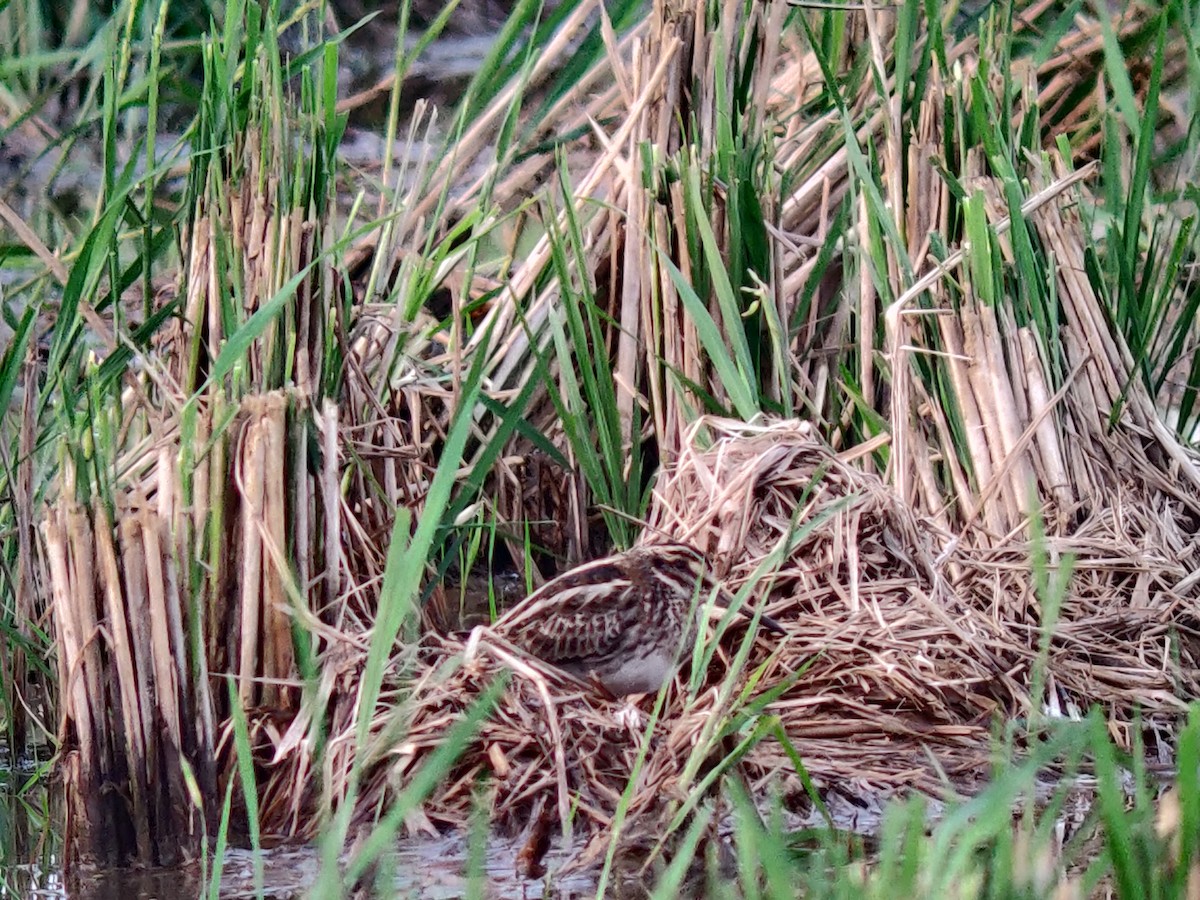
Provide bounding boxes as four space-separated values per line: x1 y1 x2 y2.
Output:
271 410 1200 863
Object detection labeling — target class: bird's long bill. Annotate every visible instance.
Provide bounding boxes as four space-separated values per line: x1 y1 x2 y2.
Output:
707 585 787 635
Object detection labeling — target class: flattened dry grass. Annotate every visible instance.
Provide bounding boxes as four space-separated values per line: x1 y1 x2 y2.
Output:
257 408 1200 862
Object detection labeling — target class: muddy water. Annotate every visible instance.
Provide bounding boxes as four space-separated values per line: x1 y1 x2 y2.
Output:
0 759 599 899
0 708 873 899
0 759 872 899
7 832 599 899
1 742 1125 899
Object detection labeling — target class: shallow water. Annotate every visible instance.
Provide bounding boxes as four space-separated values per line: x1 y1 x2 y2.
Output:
0 759 600 899
5 834 600 899
0 759 890 899
0 736 1137 900
0 751 979 899
0 754 60 899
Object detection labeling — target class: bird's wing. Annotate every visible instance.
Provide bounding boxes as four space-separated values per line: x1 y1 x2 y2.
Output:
495 561 641 664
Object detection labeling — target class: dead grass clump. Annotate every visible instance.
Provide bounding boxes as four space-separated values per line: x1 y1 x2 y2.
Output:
304 596 797 852
292 418 1012 851
649 417 1027 794
322 414 1200 848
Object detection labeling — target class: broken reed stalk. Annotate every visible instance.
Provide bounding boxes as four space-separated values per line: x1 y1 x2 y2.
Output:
233 394 296 711
43 390 318 868
45 487 214 867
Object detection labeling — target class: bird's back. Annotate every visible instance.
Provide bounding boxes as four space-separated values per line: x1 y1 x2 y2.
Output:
494 543 707 682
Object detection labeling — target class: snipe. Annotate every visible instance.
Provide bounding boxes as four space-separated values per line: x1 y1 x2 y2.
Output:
493 542 785 697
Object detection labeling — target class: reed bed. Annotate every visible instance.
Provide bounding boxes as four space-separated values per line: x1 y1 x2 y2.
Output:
5 0 1200 886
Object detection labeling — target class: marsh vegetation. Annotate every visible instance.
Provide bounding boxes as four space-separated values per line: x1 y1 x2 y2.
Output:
3 0 1200 896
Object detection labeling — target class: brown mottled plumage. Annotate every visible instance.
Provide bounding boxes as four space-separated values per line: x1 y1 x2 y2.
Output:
493 543 784 697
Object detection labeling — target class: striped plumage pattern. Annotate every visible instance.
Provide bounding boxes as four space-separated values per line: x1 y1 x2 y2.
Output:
494 542 776 697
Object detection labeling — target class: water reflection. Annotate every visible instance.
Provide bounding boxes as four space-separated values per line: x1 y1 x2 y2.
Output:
0 757 599 899
0 754 60 899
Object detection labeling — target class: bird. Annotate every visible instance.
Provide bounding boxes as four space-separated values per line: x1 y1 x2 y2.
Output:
491 542 786 697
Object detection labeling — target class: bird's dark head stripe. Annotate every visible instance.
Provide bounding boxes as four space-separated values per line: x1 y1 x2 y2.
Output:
637 541 705 564
552 561 626 588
